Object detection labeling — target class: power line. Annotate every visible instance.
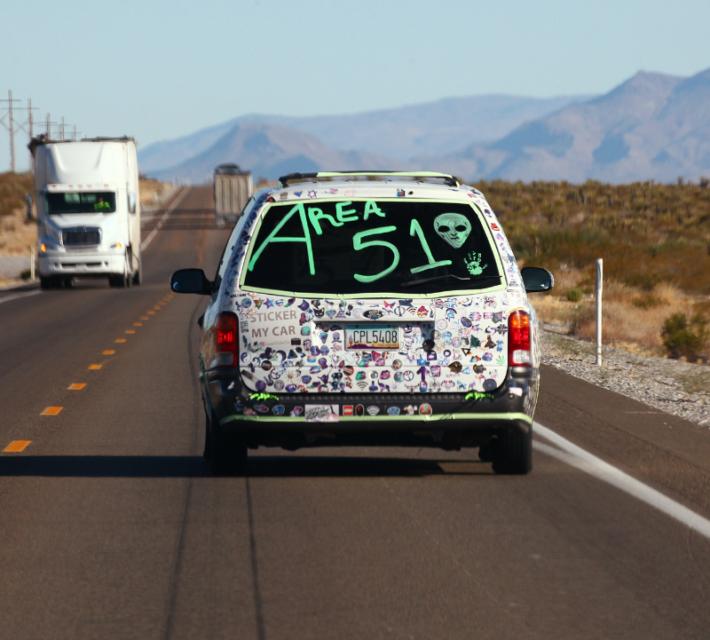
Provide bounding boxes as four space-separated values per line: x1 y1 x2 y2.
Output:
1 90 84 172
0 90 22 173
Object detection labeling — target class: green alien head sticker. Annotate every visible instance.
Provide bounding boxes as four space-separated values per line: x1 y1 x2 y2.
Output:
464 251 487 275
434 213 471 249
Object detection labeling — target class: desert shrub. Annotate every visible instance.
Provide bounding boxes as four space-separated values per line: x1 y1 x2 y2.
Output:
633 294 664 309
661 312 708 359
566 287 583 302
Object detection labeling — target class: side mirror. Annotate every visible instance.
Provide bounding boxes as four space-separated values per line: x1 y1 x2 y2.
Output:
128 192 137 214
170 268 212 295
521 267 554 293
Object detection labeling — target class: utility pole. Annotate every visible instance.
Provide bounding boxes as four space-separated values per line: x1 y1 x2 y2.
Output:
13 98 39 174
0 90 22 173
28 99 36 173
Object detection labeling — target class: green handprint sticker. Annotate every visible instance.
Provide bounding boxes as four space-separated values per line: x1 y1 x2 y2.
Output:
464 251 487 275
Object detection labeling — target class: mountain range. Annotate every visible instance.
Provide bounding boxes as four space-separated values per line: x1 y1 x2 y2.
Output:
429 68 710 183
140 95 590 182
140 67 710 184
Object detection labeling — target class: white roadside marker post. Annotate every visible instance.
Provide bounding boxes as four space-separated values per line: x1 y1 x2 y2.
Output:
596 258 603 366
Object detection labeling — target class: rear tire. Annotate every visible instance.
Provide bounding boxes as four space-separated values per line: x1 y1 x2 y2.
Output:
109 272 132 288
492 426 532 475
478 443 494 462
132 257 143 286
207 408 247 476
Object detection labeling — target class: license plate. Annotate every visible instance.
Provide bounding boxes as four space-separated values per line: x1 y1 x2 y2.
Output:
346 325 399 350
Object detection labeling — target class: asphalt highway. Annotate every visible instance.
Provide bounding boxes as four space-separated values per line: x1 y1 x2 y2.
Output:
1 187 709 639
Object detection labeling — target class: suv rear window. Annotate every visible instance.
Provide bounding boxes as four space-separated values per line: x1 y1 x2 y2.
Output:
243 199 501 295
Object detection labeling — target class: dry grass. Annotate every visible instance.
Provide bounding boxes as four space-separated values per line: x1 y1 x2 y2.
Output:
467 178 710 359
530 279 702 357
0 202 36 257
139 178 171 207
476 179 710 295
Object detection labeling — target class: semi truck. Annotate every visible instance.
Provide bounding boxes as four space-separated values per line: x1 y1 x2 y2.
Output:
214 163 252 227
31 136 142 289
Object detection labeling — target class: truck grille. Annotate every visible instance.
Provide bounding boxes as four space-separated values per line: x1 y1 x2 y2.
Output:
62 227 101 246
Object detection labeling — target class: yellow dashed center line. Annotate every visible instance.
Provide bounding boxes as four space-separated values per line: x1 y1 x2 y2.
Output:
68 383 86 390
133 322 142 327
88 364 102 370
147 311 155 315
153 306 161 310
125 330 136 334
4 441 31 453
141 316 149 320
116 339 126 343
41 406 63 416
103 350 115 355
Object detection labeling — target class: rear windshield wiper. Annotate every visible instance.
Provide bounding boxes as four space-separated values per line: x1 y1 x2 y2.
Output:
400 274 502 288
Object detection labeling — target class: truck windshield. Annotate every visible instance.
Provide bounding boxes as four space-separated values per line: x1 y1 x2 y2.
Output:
243 199 501 295
46 192 116 214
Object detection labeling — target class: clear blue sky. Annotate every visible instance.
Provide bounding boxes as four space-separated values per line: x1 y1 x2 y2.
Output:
2 0 709 172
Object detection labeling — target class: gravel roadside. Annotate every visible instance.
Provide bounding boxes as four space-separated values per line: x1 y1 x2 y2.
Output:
540 329 710 427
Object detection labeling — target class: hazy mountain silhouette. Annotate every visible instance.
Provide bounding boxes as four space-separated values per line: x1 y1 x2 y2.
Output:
141 68 710 183
423 68 710 182
150 122 402 182
139 94 590 176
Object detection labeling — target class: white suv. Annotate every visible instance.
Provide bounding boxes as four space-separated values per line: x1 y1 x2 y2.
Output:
171 172 553 475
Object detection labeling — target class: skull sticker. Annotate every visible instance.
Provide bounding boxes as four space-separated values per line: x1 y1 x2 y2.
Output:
434 213 472 249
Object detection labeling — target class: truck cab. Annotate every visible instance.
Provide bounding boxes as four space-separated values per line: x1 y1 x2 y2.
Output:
32 137 142 289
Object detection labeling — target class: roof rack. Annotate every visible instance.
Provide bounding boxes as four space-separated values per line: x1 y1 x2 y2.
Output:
278 171 459 188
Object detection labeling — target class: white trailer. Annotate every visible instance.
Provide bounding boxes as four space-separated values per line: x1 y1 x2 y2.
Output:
32 137 142 289
214 163 252 227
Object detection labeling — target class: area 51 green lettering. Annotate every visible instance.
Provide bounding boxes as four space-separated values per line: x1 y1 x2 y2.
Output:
353 226 400 283
409 219 452 274
248 202 315 275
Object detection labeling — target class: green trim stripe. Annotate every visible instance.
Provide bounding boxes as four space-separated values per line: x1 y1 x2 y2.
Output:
220 412 532 426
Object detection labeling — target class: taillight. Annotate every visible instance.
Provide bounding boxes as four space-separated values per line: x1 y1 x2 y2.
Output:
508 310 532 366
211 312 238 368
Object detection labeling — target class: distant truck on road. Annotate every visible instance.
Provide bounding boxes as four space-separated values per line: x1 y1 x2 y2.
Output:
214 163 252 227
31 136 142 289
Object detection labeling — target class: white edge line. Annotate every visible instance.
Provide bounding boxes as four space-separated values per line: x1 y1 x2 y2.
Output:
139 187 189 252
0 290 42 305
533 421 710 540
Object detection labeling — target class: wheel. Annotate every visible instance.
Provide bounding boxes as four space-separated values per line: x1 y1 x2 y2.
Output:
40 276 54 290
132 257 143 286
207 408 247 476
109 272 132 288
202 399 212 461
478 443 494 462
492 426 533 475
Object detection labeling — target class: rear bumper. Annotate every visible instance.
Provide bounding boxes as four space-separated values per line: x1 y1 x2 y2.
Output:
203 366 540 449
39 252 125 276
